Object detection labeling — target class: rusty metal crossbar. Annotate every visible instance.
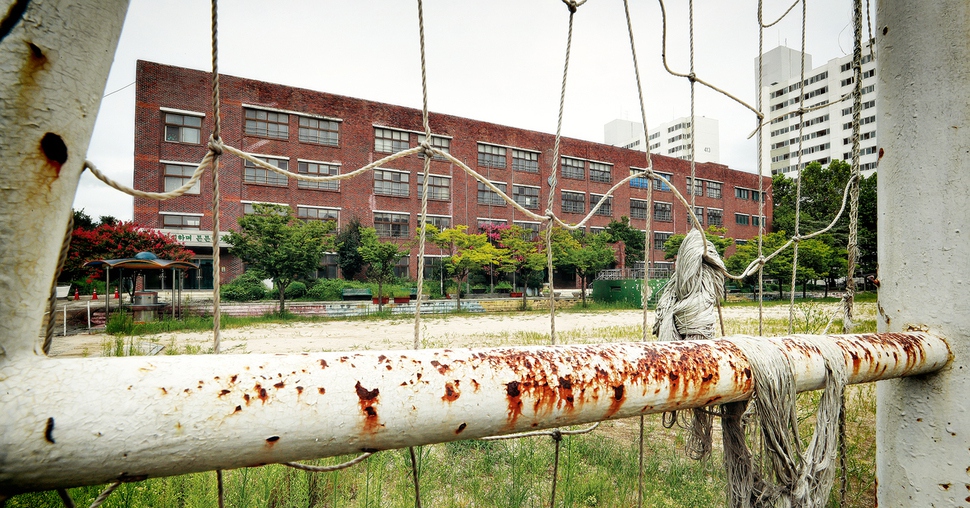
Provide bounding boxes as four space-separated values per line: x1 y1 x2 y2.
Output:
0 331 948 495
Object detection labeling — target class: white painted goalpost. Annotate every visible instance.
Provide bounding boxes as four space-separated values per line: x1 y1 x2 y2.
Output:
0 1 965 505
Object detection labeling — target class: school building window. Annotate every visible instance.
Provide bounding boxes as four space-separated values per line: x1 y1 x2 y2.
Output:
297 161 340 191
418 134 451 159
417 173 451 201
244 108 288 139
655 202 672 222
163 162 200 194
478 181 507 206
654 232 672 250
298 117 339 146
244 156 288 187
374 169 410 197
297 206 339 223
735 213 749 225
161 213 201 229
512 149 539 172
512 184 540 210
374 211 409 238
163 112 202 144
562 157 584 180
589 162 612 183
591 194 612 216
562 191 585 214
478 143 506 168
631 199 647 219
374 128 410 153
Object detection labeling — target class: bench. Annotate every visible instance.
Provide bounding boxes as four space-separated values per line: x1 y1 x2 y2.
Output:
341 288 373 301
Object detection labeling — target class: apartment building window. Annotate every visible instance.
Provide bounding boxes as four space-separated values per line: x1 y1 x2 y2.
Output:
478 143 506 168
735 187 750 200
417 134 451 160
707 208 723 227
297 161 340 191
706 181 723 199
655 202 673 222
163 112 202 144
374 212 409 238
478 181 507 206
735 213 750 226
297 206 339 223
631 199 647 219
591 194 612 216
562 157 584 180
654 232 672 250
163 162 201 194
512 149 539 172
244 109 289 139
561 191 585 214
375 128 410 153
244 156 289 186
423 215 451 230
417 173 451 201
513 221 541 240
298 117 339 146
512 184 540 209
374 169 410 197
161 213 201 229
654 172 672 191
589 162 612 183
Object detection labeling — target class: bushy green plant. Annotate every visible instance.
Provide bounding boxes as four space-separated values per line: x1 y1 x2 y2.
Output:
105 311 134 335
284 281 307 299
220 271 268 302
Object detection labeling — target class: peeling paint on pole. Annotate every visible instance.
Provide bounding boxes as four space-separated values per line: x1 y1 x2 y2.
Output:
876 1 970 505
0 332 948 495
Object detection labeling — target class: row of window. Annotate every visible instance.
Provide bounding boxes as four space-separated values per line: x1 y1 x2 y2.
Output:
841 100 876 116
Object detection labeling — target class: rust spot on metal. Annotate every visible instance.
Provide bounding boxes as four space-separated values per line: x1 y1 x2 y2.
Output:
318 387 326 395
244 393 251 405
356 381 379 401
320 359 328 369
356 381 381 432
160 387 168 395
296 386 304 394
471 379 480 391
44 417 55 444
605 384 626 418
230 375 238 383
940 483 951 491
431 360 450 375
378 354 387 362
266 436 280 443
416 373 422 381
184 389 190 394
274 382 285 389
386 365 393 370
39 133 67 175
506 381 523 428
219 389 231 397
214 376 220 380
456 423 467 434
442 382 460 402
234 405 242 413
258 388 268 403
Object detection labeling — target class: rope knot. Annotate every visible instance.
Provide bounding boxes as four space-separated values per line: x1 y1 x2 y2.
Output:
419 140 434 159
544 209 556 221
561 0 577 13
687 72 697 82
550 429 563 442
207 136 224 156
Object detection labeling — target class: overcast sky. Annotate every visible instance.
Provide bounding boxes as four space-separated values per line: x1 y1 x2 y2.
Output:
76 0 868 222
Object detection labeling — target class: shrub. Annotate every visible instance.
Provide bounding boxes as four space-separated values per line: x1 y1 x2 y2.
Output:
220 271 268 302
285 281 307 299
308 279 349 301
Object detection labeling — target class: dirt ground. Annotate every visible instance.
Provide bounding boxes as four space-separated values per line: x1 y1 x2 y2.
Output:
48 303 855 358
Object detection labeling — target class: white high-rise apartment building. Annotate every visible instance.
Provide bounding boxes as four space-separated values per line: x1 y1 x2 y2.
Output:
757 45 877 177
604 116 720 164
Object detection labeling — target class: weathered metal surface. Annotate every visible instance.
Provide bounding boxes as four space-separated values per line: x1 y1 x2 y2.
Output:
0 332 948 494
0 0 130 359
875 1 970 504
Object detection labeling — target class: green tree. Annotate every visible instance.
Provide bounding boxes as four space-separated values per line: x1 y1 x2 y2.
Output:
772 160 878 276
336 218 366 280
497 225 547 309
225 204 334 315
357 227 407 312
557 230 616 308
663 225 734 261
725 231 793 299
605 216 645 263
434 225 507 310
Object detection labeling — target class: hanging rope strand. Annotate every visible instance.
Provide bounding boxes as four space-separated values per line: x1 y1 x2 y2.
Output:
209 0 223 355
756 0 766 335
787 0 808 333
545 1 577 345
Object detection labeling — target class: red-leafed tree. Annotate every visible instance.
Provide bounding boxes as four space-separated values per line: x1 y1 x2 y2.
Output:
61 210 193 286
